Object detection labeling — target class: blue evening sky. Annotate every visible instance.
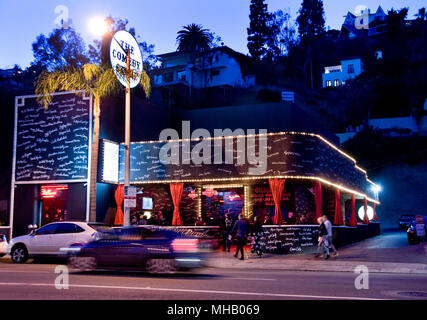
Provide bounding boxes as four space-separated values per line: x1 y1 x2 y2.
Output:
0 0 425 69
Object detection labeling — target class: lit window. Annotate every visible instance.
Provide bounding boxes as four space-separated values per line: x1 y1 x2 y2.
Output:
326 80 332 87
334 79 340 87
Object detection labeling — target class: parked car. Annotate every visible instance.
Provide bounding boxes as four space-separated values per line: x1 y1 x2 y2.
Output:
0 234 8 257
407 216 427 245
66 226 213 274
7 221 110 263
398 215 415 229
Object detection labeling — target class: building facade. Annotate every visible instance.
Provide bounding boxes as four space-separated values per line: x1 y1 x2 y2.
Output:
322 58 363 88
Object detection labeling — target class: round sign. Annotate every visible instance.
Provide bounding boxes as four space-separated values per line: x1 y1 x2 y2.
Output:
110 30 143 88
358 205 374 221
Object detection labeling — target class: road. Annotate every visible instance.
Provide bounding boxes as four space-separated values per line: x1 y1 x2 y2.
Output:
0 260 426 300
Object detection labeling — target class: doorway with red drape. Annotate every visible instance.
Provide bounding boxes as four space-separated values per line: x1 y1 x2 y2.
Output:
314 181 322 222
348 194 357 227
114 184 124 225
373 203 378 221
170 183 184 226
334 189 344 225
363 198 370 224
268 178 285 225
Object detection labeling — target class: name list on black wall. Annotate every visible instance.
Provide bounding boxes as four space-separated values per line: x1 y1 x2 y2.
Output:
15 92 91 182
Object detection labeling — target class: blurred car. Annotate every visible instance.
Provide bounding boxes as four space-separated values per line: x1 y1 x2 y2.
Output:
407 216 427 245
7 221 110 263
0 234 8 257
398 215 415 229
66 226 213 274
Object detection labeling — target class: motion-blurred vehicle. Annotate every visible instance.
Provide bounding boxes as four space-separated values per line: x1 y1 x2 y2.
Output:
7 221 110 263
0 234 8 257
398 215 415 229
407 216 427 245
66 226 213 274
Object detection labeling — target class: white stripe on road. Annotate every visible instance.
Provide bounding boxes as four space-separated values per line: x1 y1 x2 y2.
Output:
0 282 389 300
230 277 277 281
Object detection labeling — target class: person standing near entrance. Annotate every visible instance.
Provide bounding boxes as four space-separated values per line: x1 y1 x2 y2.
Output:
251 215 263 257
315 217 330 259
231 213 248 260
222 213 233 252
323 215 338 257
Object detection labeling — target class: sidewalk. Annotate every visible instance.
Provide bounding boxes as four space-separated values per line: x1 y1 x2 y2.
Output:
205 231 427 274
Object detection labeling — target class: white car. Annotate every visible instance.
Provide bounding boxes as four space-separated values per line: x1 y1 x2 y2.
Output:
7 221 105 263
0 234 8 257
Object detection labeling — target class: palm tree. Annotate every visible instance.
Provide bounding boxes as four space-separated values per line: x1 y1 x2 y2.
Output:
35 64 151 222
176 24 212 52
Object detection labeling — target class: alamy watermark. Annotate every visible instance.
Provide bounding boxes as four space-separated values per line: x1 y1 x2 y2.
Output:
158 121 268 175
54 5 70 29
354 265 369 290
354 5 370 30
54 265 69 290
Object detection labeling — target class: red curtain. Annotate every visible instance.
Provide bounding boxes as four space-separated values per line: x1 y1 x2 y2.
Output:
314 181 322 222
334 189 344 225
170 183 184 226
373 203 378 221
348 194 357 227
363 198 370 224
114 184 124 226
269 178 285 225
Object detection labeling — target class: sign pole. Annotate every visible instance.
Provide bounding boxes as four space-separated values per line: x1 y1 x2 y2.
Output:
124 48 131 226
109 31 143 225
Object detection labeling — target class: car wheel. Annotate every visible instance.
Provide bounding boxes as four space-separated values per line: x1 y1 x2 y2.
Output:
68 256 97 272
145 258 177 274
11 245 28 264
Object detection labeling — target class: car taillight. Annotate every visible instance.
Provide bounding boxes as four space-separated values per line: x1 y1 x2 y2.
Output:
171 239 198 252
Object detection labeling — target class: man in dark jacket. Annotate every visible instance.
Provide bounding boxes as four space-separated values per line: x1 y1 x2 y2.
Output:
231 213 248 260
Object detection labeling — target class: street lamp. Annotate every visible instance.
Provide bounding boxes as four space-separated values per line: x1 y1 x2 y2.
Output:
88 17 108 37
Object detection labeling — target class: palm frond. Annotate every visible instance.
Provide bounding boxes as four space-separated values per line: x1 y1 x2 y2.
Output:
83 64 101 83
94 68 121 98
140 71 151 98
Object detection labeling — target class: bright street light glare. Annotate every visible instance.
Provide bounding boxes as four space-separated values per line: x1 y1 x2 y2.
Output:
88 17 108 37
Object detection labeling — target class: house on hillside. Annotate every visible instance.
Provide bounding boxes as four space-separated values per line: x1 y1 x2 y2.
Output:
322 57 363 88
339 6 387 39
153 46 256 90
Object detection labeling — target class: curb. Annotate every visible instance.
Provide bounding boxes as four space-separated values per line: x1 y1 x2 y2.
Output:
204 257 427 274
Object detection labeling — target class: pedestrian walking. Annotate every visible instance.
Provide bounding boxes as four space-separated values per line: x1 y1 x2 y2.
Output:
251 216 263 257
231 213 249 260
222 213 233 252
322 215 338 256
315 217 330 260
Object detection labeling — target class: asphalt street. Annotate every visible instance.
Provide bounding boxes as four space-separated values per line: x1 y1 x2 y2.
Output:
0 261 426 300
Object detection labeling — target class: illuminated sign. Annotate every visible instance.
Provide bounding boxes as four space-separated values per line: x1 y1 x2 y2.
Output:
40 185 68 199
358 205 374 221
110 30 143 88
142 197 153 210
102 140 119 183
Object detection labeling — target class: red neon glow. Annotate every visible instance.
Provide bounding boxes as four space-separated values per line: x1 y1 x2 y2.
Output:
171 239 198 252
202 188 218 198
40 185 68 199
188 191 198 199
227 194 241 201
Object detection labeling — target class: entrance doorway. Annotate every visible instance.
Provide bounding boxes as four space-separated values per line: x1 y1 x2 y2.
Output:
40 185 69 226
202 186 244 224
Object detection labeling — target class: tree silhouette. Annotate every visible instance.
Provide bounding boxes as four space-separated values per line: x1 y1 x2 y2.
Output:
247 0 270 61
176 24 212 52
